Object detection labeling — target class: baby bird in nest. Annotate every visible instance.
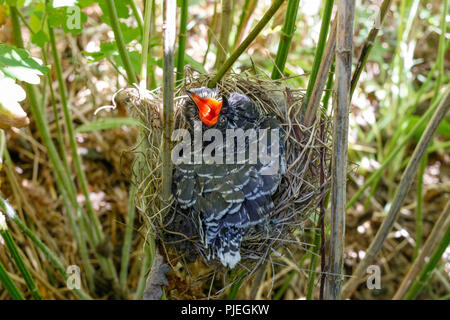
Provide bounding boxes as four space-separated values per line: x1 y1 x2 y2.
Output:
170 87 286 269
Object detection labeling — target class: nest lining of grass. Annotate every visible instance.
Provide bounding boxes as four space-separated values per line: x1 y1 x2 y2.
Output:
116 70 332 295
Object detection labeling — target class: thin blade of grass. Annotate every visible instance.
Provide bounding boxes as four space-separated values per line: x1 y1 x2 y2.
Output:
0 197 92 299
0 228 42 299
75 117 144 133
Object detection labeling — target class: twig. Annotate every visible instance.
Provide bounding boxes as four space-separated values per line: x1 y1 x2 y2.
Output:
342 88 450 299
325 0 355 300
162 0 176 200
393 200 450 299
208 0 286 88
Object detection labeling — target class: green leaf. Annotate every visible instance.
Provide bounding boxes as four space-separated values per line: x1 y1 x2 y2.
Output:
75 117 144 133
0 44 49 84
31 29 49 48
48 3 87 34
97 0 131 25
120 22 140 44
29 13 42 33
407 115 450 141
181 53 206 74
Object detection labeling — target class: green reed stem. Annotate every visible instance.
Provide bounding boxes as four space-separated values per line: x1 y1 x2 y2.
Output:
208 0 286 88
176 0 188 84
104 0 138 84
271 0 300 80
303 0 334 104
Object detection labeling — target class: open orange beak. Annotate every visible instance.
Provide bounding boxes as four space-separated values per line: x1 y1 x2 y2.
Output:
186 90 223 126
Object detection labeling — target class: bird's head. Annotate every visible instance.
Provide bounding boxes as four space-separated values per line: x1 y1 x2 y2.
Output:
185 88 229 130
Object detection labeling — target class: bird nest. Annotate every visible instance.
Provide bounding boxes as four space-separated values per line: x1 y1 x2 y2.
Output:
114 70 332 297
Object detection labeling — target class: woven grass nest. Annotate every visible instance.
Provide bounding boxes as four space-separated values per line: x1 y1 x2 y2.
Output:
115 70 332 296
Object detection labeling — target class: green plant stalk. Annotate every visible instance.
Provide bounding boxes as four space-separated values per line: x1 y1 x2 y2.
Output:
140 0 153 88
0 261 24 300
130 0 144 35
271 0 301 80
0 197 92 300
413 154 427 260
0 228 42 299
233 0 251 49
10 6 95 288
404 226 450 299
48 27 119 284
48 27 116 280
346 90 446 209
104 0 138 84
41 48 71 176
208 0 286 88
433 0 448 101
176 0 188 84
322 61 335 111
134 241 154 299
119 183 136 292
302 0 334 104
306 226 322 299
149 0 157 89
